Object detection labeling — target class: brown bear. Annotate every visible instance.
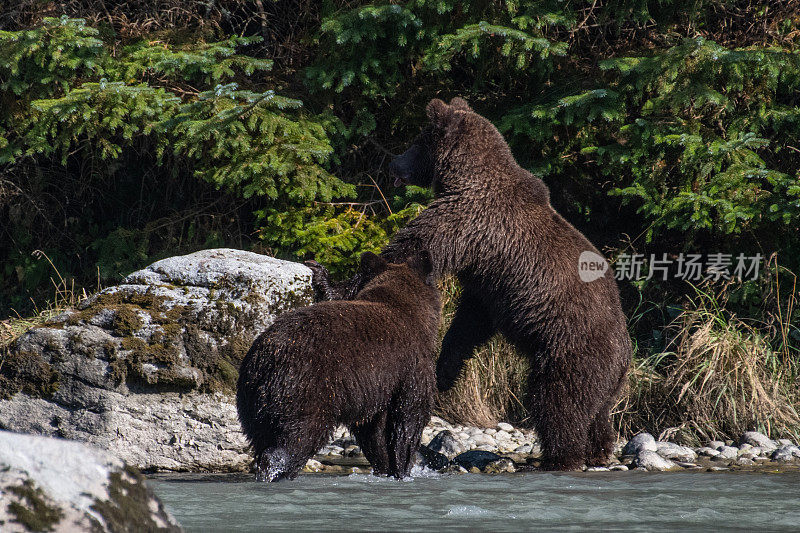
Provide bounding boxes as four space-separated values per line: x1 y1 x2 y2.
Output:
308 97 632 470
236 251 440 481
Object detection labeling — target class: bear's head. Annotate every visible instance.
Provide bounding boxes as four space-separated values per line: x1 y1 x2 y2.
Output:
358 250 435 289
388 97 474 192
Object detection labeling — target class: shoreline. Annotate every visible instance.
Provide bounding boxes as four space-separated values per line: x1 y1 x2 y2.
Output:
300 417 800 476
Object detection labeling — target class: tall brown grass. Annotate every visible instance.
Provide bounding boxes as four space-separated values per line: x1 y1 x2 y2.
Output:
433 278 529 427
617 283 800 444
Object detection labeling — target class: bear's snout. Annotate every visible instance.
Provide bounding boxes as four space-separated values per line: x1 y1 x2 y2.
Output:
388 156 411 187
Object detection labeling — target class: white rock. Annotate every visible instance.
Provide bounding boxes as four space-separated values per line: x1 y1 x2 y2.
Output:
656 441 697 462
622 433 657 455
634 451 677 471
740 431 777 452
0 249 314 472
696 447 720 457
497 422 514 432
715 446 739 460
0 431 180 531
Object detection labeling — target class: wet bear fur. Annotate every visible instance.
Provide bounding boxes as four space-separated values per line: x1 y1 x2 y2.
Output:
308 98 632 470
236 251 440 481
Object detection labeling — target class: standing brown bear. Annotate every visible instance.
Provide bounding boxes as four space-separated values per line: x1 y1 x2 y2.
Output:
237 251 440 481
309 98 631 470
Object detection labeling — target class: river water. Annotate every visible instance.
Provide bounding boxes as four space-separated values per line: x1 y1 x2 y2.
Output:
150 470 800 532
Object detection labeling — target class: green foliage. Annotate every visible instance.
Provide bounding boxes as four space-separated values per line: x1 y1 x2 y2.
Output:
2 1 800 333
0 16 353 311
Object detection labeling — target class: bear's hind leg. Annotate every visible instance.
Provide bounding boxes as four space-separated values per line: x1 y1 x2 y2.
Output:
437 292 495 392
528 368 591 471
387 377 434 478
351 411 391 475
585 403 615 467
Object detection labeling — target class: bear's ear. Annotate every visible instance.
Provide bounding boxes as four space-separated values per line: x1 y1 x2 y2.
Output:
359 251 387 275
449 97 472 112
406 250 434 279
426 98 465 133
426 99 453 129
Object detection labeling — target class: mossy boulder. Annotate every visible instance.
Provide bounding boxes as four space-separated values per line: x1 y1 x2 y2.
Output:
0 430 181 532
0 249 313 472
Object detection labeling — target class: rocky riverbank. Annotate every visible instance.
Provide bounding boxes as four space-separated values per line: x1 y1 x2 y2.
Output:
305 419 800 475
2 249 798 479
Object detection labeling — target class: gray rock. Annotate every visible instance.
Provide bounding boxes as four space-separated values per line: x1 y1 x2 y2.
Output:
655 441 697 462
771 445 800 462
514 444 533 454
470 433 496 448
708 440 726 450
777 438 794 447
453 450 503 470
0 249 314 472
0 430 181 531
622 433 657 455
428 430 466 458
696 447 721 457
715 446 740 460
483 458 516 474
740 431 777 452
633 451 677 471
737 457 756 466
418 445 449 470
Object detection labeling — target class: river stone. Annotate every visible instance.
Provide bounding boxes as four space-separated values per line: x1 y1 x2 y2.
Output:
417 445 449 470
470 433 496 448
0 430 181 532
428 430 466 458
622 433 657 455
740 431 777 452
0 249 314 472
696 447 721 457
633 451 677 471
715 446 739 460
655 441 697 462
453 450 503 470
708 440 725 450
483 458 516 474
497 422 514 432
771 445 800 462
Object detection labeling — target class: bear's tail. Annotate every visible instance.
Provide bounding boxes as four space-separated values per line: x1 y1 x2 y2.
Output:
254 447 296 482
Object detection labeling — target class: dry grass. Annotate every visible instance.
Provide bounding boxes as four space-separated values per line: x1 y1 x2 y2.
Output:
617 286 800 444
1 250 87 350
432 277 530 427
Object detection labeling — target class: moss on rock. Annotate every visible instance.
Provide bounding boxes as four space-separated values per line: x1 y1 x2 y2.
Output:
7 479 64 532
0 349 59 400
90 465 180 532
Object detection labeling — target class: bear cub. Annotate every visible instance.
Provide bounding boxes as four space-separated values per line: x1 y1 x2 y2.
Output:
236 251 441 481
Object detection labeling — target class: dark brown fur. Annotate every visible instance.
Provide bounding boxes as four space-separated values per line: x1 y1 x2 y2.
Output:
237 251 440 481
310 98 632 470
